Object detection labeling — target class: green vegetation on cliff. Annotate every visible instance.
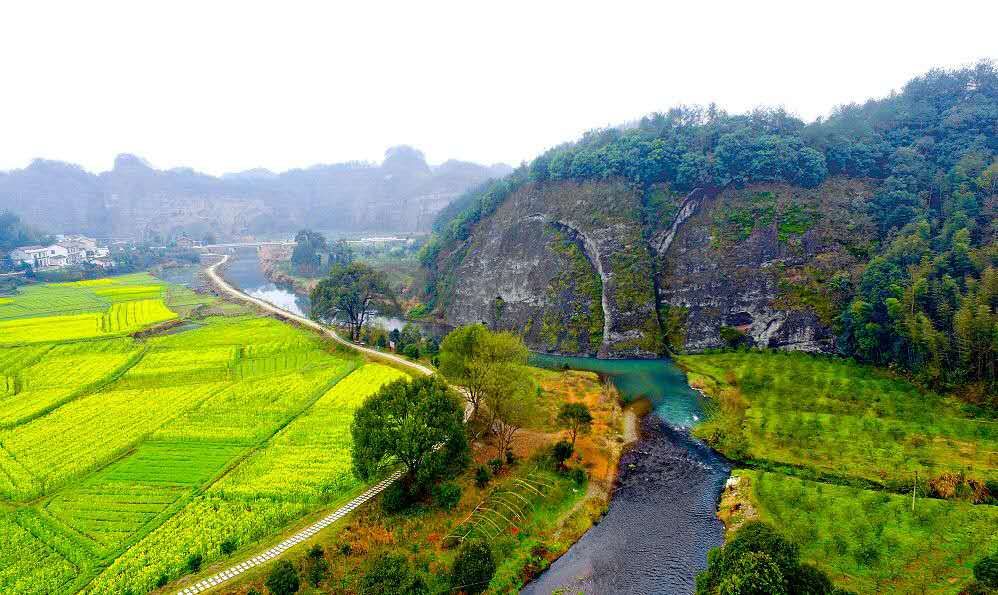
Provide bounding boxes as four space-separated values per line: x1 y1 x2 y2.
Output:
544 229 603 353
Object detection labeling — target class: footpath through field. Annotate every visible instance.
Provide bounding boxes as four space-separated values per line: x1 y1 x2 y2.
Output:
177 254 433 594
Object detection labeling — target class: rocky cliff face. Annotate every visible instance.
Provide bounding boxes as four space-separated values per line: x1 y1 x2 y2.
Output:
657 179 875 352
436 181 661 358
430 177 876 357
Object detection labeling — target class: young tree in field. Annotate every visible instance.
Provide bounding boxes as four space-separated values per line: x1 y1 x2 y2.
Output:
351 375 468 494
305 544 330 587
557 402 593 448
266 559 300 595
975 551 998 589
291 229 328 276
483 363 539 458
438 324 529 421
311 262 394 341
451 539 496 595
552 440 574 470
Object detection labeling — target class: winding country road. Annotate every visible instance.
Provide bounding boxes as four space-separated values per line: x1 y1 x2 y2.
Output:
204 253 434 376
176 253 434 594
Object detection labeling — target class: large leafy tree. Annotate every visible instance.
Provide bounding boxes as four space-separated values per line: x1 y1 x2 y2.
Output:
265 560 300 595
311 262 394 341
450 539 496 595
438 324 529 421
696 521 842 595
291 229 328 276
483 362 539 457
361 553 428 595
351 375 467 493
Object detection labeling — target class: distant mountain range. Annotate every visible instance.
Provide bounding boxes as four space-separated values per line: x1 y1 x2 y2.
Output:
0 146 512 239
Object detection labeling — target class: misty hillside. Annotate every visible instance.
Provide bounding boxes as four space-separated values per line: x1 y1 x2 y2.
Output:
0 146 512 239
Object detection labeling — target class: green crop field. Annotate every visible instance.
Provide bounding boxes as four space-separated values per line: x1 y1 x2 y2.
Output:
682 351 997 484
0 273 179 344
736 469 998 593
682 351 998 592
0 274 407 594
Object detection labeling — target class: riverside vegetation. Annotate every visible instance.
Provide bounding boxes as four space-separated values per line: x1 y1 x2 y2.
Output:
682 351 997 593
217 327 625 594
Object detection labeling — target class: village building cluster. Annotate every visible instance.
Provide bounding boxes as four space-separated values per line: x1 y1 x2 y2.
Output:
8 235 112 270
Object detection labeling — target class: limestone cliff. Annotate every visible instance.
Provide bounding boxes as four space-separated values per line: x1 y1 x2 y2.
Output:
656 178 875 352
427 177 876 358
433 180 660 358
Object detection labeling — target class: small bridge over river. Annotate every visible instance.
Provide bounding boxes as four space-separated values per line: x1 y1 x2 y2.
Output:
201 241 297 249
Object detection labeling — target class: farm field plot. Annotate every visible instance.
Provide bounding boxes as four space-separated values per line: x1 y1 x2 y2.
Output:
152 363 357 444
684 351 998 593
681 351 998 484
213 364 406 501
0 340 145 428
0 273 166 320
45 441 245 555
0 274 379 594
738 470 998 593
0 300 176 345
0 273 178 345
86 364 405 595
0 382 228 500
0 509 79 594
0 345 52 396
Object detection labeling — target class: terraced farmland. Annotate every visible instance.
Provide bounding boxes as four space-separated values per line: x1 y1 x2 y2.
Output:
0 273 407 594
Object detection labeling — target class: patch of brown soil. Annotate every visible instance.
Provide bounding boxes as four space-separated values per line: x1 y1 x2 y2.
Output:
717 474 758 535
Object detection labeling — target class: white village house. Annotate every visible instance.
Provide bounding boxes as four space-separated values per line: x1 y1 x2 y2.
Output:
9 235 110 270
10 245 69 270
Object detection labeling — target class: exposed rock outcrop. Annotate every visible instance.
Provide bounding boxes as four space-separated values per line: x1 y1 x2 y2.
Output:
657 178 875 353
437 180 661 358
429 176 876 357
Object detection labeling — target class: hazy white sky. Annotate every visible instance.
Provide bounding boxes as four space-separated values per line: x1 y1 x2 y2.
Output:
1 0 995 175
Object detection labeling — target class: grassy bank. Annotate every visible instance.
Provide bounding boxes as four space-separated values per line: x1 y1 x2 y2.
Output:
679 351 997 593
727 470 998 593
215 367 625 594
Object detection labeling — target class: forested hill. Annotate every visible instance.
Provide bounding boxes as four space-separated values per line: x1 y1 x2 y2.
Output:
0 146 512 240
421 62 997 398
0 211 49 254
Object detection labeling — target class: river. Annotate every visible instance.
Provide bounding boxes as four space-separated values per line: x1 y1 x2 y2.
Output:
522 355 730 595
218 247 444 335
218 248 730 594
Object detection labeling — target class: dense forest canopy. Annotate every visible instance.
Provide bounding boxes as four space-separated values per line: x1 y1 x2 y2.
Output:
423 61 997 396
